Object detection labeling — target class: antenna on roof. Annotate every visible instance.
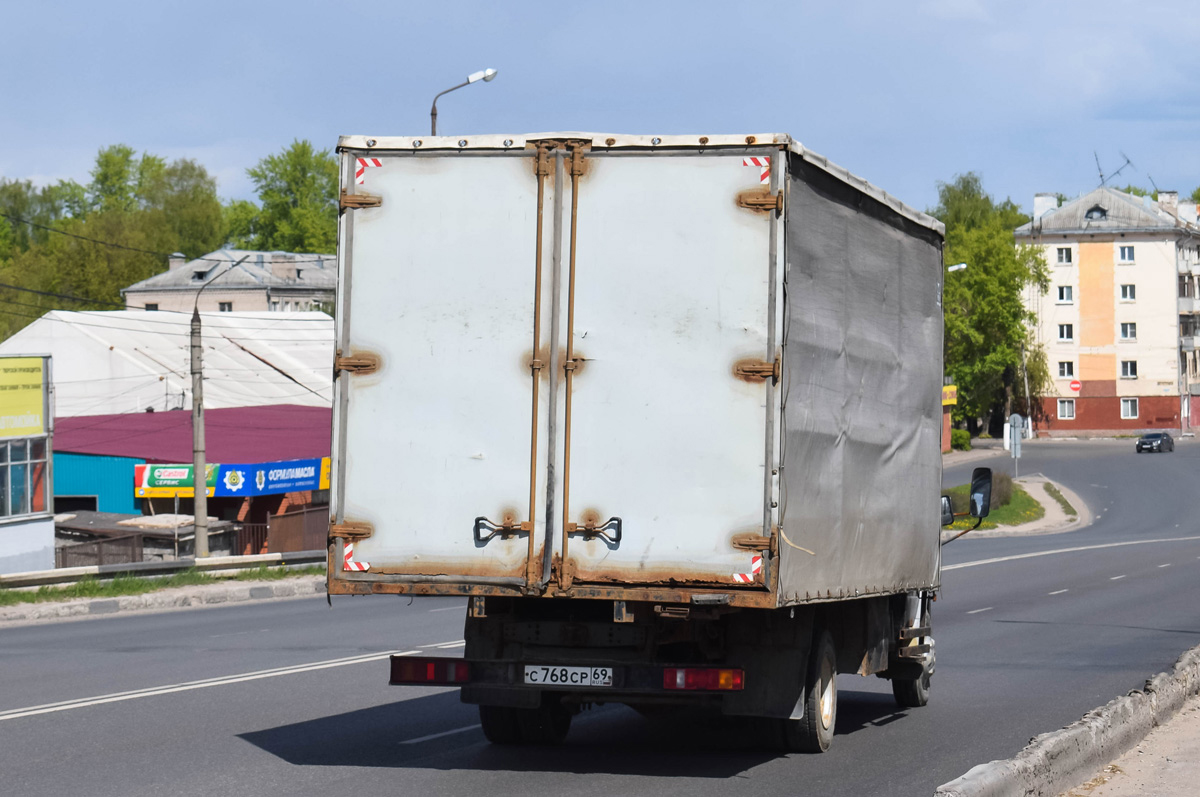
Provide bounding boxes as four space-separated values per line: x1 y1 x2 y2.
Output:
1147 173 1161 194
1094 152 1105 185
1094 151 1135 187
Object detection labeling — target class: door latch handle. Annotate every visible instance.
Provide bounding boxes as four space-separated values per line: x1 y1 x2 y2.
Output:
473 516 532 544
565 516 622 545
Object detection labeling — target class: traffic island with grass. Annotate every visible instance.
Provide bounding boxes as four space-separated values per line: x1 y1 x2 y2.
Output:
942 472 1045 531
0 564 325 608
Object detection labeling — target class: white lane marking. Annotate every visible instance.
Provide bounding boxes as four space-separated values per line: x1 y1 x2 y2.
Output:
399 723 482 745
1111 575 1127 580
420 640 465 649
0 650 419 722
1159 564 1171 568
944 536 1200 572
1049 589 1068 595
966 607 993 615
436 642 466 649
429 605 467 613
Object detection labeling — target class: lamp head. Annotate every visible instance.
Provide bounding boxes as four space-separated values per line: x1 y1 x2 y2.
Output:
468 68 498 84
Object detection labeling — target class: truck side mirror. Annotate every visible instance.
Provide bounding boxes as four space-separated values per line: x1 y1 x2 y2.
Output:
969 467 993 519
940 495 954 527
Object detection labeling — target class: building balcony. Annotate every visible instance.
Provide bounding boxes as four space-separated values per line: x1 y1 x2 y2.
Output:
1180 296 1200 314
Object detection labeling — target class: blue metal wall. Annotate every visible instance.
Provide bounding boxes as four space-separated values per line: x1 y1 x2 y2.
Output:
53 453 144 514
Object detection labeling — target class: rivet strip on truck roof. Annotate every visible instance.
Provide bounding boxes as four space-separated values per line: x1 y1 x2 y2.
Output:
732 554 763 584
743 156 770 184
355 158 383 185
343 541 370 572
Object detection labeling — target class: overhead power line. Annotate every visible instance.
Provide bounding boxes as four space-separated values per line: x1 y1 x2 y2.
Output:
0 212 333 264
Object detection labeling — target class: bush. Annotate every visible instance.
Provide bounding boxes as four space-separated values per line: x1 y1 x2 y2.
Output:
992 471 1013 508
951 429 971 451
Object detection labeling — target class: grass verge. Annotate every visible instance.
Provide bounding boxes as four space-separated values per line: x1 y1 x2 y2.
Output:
1042 482 1077 517
942 483 1045 531
0 565 325 607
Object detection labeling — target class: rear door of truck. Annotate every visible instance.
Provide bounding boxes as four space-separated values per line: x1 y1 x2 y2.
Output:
331 134 784 593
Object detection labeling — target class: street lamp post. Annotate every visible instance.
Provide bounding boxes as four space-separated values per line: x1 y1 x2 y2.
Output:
430 68 498 136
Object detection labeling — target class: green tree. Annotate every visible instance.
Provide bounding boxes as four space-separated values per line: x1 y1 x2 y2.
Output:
934 174 1050 435
1118 184 1157 201
235 139 337 253
1189 187 1200 204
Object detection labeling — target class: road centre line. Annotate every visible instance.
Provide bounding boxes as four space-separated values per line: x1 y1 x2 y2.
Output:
420 640 465 648
1160 564 1172 568
966 607 993 614
1048 589 1068 595
0 649 419 723
944 535 1200 572
428 605 467 613
400 723 482 744
1111 575 1126 580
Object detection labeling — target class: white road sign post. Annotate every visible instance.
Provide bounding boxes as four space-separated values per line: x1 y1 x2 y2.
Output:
1009 413 1023 477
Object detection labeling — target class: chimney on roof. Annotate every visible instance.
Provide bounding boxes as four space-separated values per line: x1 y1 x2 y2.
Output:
1180 200 1198 226
270 252 298 280
1033 193 1059 220
168 252 187 271
1159 191 1179 217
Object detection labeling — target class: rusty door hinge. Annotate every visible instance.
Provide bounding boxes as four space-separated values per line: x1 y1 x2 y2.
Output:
330 521 374 541
335 352 381 375
736 191 783 213
340 189 382 210
734 357 781 384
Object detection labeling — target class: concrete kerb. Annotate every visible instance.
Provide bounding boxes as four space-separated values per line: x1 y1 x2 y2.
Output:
0 576 327 627
935 644 1200 797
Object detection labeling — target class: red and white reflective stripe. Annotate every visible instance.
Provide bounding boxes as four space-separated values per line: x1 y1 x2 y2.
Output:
343 541 370 572
743 156 770 184
732 554 763 583
355 157 383 185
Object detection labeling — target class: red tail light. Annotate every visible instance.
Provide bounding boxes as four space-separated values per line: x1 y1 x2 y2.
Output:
662 667 745 691
390 656 470 686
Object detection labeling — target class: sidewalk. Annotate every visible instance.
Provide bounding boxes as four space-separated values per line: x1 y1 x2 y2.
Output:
0 575 325 627
1061 696 1200 796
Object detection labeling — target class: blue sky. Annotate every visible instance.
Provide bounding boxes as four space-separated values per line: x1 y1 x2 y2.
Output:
4 0 1199 214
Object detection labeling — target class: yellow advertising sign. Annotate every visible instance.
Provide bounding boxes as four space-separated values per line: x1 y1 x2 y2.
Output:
0 357 46 438
942 385 958 406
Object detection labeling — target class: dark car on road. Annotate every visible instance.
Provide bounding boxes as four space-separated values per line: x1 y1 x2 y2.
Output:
1135 432 1174 453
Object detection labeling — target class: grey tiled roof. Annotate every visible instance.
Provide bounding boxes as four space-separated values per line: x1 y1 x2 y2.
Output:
122 249 336 293
1016 187 1187 236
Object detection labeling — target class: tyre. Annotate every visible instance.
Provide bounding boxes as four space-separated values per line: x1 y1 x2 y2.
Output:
516 701 572 744
892 667 931 707
479 704 524 744
775 629 837 753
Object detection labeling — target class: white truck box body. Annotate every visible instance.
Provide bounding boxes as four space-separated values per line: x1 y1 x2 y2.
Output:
329 133 945 606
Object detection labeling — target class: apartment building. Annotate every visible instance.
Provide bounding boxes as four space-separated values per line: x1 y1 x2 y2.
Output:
122 249 334 313
1017 187 1200 435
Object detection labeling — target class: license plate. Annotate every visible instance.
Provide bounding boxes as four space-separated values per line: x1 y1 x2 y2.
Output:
523 665 613 687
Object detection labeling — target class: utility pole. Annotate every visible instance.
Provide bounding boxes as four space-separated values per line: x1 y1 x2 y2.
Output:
190 306 209 558
1020 341 1033 435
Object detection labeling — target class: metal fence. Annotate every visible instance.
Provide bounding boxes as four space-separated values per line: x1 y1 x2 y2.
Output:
237 523 269 556
268 506 329 553
56 534 145 568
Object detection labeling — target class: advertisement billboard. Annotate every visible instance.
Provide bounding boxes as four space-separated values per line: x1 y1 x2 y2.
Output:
135 458 330 498
0 357 47 439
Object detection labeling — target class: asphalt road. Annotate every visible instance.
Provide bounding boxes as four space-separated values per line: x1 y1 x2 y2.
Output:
3 440 1200 796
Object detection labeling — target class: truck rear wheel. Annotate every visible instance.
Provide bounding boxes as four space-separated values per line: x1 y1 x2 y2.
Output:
891 670 931 708
774 629 837 753
478 701 572 745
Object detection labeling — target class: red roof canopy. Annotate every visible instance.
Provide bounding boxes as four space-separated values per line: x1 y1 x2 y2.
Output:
55 404 331 464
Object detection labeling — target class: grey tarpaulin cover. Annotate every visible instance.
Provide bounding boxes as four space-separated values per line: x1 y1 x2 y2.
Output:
777 149 944 604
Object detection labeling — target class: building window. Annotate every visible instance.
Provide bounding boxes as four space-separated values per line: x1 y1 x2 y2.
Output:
1058 361 1074 378
1121 397 1139 419
1056 285 1073 303
1057 247 1073 264
1121 322 1137 340
144 303 158 312
271 301 280 312
218 302 232 312
1057 399 1075 419
1058 324 1074 341
1085 206 1107 221
1121 284 1136 301
1121 360 1138 378
0 438 50 518
1119 245 1135 263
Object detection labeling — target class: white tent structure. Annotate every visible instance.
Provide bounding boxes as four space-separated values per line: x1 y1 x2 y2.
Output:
0 311 334 417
